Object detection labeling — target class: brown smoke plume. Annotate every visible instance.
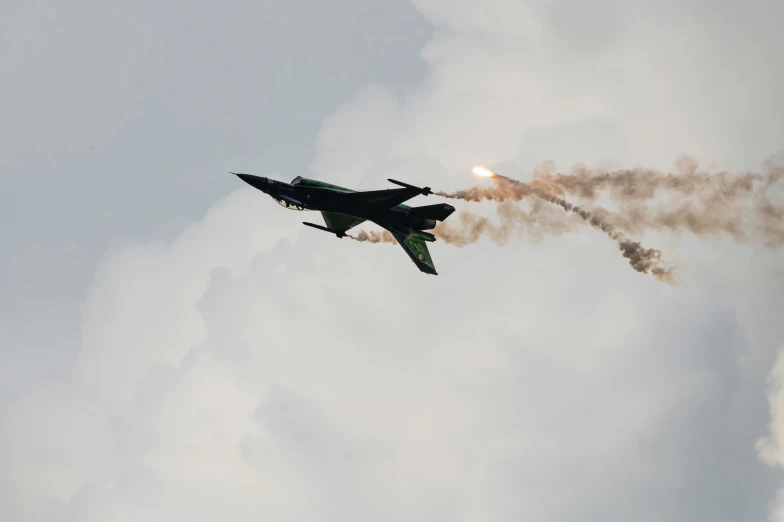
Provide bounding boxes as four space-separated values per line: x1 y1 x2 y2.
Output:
439 175 673 281
524 156 784 247
432 200 576 247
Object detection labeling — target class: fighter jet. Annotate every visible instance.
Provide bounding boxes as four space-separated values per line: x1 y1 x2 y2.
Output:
232 173 455 274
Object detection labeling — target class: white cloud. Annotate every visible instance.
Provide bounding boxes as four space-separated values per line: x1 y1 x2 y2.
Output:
2 0 783 521
311 84 405 187
759 348 784 467
3 201 779 521
758 346 784 522
74 188 302 410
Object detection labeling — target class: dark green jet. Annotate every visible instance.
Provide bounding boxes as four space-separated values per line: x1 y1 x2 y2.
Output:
232 173 456 274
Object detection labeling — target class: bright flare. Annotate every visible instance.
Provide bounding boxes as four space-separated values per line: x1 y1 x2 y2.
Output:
473 166 495 178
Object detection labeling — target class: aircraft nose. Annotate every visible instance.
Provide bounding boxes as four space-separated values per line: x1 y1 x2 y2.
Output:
232 172 268 192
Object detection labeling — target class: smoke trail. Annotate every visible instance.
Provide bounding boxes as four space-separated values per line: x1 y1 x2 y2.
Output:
432 200 576 247
534 155 782 201
347 230 396 244
505 175 674 281
439 174 674 281
493 156 784 247
439 182 534 203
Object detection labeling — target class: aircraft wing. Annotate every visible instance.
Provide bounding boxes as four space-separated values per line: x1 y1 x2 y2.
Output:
331 180 431 210
321 211 365 233
387 227 438 275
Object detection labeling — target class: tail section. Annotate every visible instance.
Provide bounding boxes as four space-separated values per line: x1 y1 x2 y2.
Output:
408 203 455 222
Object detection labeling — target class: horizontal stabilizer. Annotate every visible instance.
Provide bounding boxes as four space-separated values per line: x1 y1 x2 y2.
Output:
387 179 432 195
408 203 455 222
415 230 436 241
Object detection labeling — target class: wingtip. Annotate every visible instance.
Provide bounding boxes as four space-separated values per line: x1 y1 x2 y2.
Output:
420 265 438 275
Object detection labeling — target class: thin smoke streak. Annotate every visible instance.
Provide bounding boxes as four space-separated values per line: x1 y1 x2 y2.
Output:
347 230 396 244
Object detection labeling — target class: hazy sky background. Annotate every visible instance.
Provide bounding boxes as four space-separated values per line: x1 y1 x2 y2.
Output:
2 1 784 521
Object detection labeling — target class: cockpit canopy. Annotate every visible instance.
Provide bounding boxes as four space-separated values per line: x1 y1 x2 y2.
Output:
291 176 303 185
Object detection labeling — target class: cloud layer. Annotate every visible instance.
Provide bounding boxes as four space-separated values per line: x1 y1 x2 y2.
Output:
3 0 784 521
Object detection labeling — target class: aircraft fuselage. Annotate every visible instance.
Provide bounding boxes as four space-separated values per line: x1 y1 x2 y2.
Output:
235 174 440 232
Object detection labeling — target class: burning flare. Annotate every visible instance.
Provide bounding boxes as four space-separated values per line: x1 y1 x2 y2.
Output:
473 166 496 178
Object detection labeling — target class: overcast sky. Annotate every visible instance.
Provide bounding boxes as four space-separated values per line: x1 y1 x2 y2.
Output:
2 1 784 521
